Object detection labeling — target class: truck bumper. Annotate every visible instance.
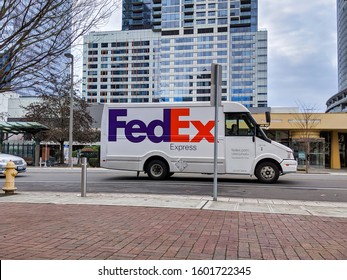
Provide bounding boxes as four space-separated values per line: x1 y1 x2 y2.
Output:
280 159 298 174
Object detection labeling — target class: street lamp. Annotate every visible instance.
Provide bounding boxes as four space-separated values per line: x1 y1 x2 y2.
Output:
64 53 74 168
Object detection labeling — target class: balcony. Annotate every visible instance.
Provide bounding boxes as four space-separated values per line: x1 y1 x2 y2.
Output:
184 7 194 13
152 25 162 32
153 3 161 10
129 19 144 26
132 12 143 19
184 14 194 20
153 10 161 17
240 4 251 11
132 5 143 12
183 21 194 27
153 17 161 23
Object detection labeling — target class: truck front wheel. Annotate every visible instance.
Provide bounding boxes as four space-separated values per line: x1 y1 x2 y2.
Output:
146 160 168 180
255 161 280 184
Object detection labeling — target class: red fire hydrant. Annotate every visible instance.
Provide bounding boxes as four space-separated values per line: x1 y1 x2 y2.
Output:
2 161 18 194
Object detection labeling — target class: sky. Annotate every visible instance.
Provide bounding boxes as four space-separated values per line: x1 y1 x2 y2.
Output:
258 0 338 112
97 0 338 112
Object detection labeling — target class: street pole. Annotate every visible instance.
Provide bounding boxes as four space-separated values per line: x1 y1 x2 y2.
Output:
64 53 74 168
211 63 222 201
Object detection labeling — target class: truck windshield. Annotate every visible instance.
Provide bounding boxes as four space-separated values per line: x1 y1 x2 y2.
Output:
225 112 271 143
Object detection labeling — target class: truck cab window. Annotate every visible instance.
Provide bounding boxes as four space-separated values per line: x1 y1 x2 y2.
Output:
225 113 255 136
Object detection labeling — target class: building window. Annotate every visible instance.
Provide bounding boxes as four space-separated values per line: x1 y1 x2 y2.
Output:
88 43 98 48
198 28 214 34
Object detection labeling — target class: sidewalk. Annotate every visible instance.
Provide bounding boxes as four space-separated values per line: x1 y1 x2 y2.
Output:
0 191 346 260
2 191 347 218
297 167 347 175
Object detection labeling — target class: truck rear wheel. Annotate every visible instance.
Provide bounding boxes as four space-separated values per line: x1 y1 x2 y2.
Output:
255 161 279 184
147 159 168 180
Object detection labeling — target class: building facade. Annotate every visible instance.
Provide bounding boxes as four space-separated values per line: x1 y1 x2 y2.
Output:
82 0 267 107
83 30 161 103
326 0 347 112
252 110 347 170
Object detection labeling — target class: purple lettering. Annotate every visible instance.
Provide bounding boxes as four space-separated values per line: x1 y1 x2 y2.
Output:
147 109 171 143
108 109 127 141
125 120 146 143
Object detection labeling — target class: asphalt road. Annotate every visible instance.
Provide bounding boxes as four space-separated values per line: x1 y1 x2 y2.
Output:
3 168 347 202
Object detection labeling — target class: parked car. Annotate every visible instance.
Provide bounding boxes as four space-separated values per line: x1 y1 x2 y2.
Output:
0 153 27 174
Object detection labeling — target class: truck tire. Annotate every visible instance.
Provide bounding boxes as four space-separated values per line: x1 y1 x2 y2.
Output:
255 161 279 184
147 159 168 180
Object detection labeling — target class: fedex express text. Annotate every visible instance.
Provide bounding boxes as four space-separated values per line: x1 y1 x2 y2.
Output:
108 108 215 151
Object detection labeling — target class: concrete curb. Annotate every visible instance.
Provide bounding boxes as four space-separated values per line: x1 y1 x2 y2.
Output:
1 191 347 218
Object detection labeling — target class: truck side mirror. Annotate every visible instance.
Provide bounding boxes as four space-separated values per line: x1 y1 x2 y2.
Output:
265 111 271 124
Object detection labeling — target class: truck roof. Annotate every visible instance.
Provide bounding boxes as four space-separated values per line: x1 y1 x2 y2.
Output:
103 101 250 113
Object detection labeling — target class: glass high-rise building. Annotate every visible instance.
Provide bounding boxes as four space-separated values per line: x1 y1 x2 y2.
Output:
82 0 268 107
326 0 347 112
122 0 154 30
337 0 347 94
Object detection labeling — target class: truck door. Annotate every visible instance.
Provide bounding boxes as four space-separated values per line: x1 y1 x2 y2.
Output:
225 112 256 174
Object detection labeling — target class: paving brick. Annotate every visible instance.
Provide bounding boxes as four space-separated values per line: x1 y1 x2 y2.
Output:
0 202 346 260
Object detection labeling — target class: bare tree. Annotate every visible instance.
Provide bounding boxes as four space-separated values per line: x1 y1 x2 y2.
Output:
0 0 121 93
23 72 99 164
291 102 321 173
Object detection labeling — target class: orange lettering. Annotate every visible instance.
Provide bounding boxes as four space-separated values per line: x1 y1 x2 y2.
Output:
191 121 215 143
170 108 190 142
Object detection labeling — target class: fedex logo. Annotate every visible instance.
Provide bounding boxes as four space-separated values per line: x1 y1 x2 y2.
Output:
108 108 215 143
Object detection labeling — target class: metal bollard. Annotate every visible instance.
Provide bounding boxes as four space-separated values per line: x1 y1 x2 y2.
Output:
81 157 87 197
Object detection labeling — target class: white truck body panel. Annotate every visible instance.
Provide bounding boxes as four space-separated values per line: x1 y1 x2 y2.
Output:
100 102 297 181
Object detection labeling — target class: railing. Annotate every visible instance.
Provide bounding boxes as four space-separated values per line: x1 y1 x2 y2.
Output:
1 142 36 165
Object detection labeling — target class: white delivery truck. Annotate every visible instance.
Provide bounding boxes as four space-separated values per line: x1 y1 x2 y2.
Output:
100 102 297 183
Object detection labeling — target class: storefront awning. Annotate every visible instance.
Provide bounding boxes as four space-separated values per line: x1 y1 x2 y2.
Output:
0 121 49 135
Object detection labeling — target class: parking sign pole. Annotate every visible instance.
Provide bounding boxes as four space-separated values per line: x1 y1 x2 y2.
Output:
211 63 222 201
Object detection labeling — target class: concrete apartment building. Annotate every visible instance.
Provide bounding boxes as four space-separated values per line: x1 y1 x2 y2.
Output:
82 0 268 107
